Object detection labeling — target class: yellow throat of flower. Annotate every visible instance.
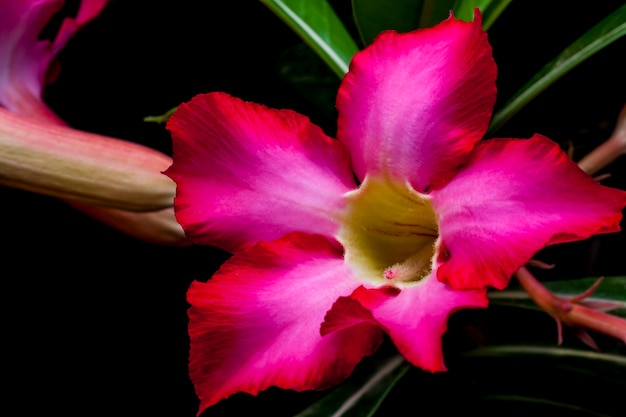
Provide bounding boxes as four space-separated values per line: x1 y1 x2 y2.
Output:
337 175 438 288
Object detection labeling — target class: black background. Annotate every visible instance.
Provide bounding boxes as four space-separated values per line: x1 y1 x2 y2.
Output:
3 1 625 416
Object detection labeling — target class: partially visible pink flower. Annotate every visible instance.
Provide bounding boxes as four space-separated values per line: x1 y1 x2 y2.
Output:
0 0 190 246
0 0 107 121
165 11 626 414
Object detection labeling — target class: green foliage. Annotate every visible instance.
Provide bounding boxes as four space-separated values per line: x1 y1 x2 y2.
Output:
480 0 512 30
352 0 428 46
351 0 503 47
451 0 493 22
260 0 359 78
417 0 458 28
460 345 626 416
275 43 340 127
265 1 624 137
488 3 626 134
295 354 410 417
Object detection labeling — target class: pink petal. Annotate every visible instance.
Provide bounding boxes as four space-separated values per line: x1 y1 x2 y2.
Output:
165 92 356 253
328 276 487 372
0 0 107 116
432 134 626 290
320 295 380 336
52 0 108 57
336 11 496 192
188 233 383 413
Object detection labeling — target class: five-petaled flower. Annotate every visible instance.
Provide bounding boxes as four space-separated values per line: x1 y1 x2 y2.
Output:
164 11 626 414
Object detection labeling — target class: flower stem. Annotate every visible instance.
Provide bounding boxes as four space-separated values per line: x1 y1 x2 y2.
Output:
515 266 626 345
577 104 626 175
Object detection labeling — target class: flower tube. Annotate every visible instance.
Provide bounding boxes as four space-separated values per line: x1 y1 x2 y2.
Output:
0 0 189 245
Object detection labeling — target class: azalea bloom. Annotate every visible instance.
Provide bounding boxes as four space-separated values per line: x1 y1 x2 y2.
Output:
165 12 626 414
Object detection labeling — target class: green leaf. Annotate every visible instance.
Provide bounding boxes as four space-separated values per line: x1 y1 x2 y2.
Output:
294 354 410 417
464 344 626 367
352 0 425 46
143 106 177 124
451 0 512 28
460 345 626 416
451 0 493 22
351 0 509 48
260 0 360 78
479 395 616 417
275 43 340 124
417 0 457 28
488 276 626 318
488 3 626 134
463 345 626 384
481 0 512 30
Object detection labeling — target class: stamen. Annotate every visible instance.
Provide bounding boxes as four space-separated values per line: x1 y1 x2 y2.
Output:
384 259 424 282
383 245 433 283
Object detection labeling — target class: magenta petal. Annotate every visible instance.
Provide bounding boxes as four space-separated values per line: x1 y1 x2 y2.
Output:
0 0 61 109
432 134 626 290
187 233 383 414
0 0 107 114
52 0 108 57
337 12 496 192
320 294 381 336
165 92 356 252
349 276 488 372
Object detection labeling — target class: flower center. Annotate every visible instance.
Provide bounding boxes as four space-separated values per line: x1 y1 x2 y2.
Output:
337 175 438 288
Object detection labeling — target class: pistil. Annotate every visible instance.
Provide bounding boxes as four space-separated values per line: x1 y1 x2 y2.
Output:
384 243 435 283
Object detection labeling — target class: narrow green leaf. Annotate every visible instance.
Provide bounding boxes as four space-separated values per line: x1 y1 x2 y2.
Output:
488 4 626 134
464 345 626 367
464 345 626 386
461 345 626 416
481 0 512 30
275 43 340 123
418 0 456 28
260 0 359 78
480 395 616 417
294 355 410 417
488 276 626 318
352 0 510 48
451 0 493 22
352 0 425 46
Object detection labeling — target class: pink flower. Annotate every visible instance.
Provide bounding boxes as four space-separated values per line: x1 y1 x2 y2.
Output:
0 0 107 121
0 0 190 246
164 12 626 414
